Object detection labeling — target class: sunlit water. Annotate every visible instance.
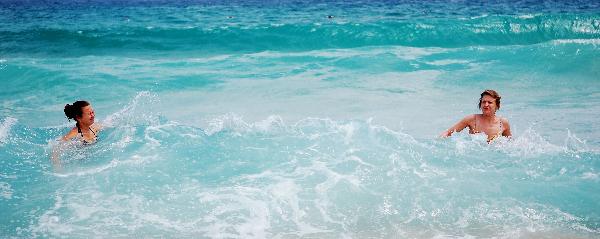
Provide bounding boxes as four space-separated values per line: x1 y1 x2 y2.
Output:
1 1 599 238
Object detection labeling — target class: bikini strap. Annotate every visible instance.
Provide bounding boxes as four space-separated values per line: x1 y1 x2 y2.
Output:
77 123 97 138
76 123 84 137
498 117 504 131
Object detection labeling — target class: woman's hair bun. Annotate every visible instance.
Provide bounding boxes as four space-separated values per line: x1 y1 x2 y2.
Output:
64 104 74 120
64 101 90 121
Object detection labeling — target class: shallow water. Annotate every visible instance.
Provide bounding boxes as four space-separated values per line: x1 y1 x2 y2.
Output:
1 1 599 238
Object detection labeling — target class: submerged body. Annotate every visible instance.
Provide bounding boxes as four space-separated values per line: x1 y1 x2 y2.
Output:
446 113 510 142
52 101 102 167
441 90 511 142
62 122 100 145
61 102 101 144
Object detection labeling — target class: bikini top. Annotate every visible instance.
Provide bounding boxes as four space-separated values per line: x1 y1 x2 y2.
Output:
473 115 503 139
77 124 97 145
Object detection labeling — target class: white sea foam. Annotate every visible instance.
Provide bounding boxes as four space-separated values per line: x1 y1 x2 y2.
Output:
564 130 590 153
0 182 13 199
517 14 537 19
552 39 600 45
470 14 489 19
51 155 152 178
103 91 160 128
0 117 17 144
249 45 449 61
252 115 286 133
19 113 600 237
581 172 598 180
427 59 470 66
501 128 564 158
204 113 249 135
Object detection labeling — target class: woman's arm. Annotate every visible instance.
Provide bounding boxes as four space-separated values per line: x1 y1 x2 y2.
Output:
440 115 474 137
61 127 78 141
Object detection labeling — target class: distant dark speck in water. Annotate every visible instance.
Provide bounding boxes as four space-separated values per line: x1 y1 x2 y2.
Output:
327 15 334 19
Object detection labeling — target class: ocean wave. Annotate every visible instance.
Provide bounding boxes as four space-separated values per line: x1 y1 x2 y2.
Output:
1 14 598 55
103 91 161 128
2 94 599 237
551 38 600 45
0 181 13 199
25 112 600 237
4 119 600 237
0 117 17 145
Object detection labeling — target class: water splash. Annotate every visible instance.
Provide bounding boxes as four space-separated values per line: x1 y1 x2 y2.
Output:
0 117 17 145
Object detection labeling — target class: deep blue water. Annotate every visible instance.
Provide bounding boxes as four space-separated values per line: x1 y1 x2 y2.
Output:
1 1 599 238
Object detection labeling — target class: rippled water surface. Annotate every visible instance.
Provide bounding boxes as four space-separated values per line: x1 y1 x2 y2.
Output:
1 0 599 238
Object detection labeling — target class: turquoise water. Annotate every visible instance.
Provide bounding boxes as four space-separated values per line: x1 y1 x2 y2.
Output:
1 1 600 238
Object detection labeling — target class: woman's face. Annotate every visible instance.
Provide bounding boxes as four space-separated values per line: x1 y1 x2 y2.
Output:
480 95 497 115
76 105 95 125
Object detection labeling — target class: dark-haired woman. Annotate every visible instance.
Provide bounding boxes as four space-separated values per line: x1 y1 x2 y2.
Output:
440 89 511 142
52 101 102 169
61 100 101 144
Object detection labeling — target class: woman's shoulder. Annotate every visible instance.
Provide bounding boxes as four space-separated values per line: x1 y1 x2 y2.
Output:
91 122 102 131
462 114 478 122
456 114 478 128
61 127 79 141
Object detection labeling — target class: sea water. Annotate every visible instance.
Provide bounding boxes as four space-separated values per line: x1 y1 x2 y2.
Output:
1 0 599 238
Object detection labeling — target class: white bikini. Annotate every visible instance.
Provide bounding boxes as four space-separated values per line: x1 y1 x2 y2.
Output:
473 114 503 140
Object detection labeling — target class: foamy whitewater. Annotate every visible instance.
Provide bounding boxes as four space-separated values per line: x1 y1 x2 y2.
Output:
1 0 599 238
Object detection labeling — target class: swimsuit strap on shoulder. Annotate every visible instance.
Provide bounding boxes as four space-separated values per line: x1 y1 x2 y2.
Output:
77 123 84 137
498 117 504 136
474 114 479 132
498 118 503 129
77 124 97 145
